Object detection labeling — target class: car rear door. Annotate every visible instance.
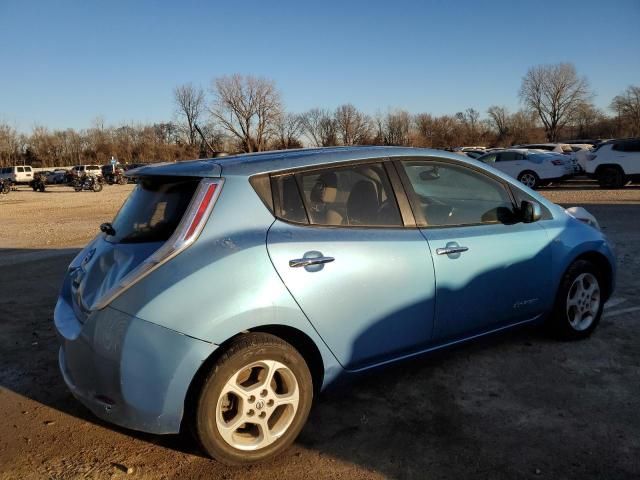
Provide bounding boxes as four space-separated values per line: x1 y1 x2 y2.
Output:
266 161 436 370
396 159 553 342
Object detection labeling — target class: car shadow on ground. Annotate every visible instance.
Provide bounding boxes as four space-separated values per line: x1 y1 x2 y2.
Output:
1 199 638 480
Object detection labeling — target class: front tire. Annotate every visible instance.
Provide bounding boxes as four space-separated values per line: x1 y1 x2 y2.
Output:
597 166 625 188
548 260 604 339
193 333 313 465
518 170 540 189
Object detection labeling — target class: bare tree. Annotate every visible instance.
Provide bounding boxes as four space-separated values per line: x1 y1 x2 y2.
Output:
300 108 338 147
381 110 411 146
519 63 591 142
173 83 205 145
334 104 371 145
611 85 640 136
272 113 304 150
209 74 282 152
487 106 509 138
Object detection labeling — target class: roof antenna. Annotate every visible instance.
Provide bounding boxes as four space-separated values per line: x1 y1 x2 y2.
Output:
194 123 217 157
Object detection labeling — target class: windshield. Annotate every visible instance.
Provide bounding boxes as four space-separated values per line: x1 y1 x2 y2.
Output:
108 177 200 244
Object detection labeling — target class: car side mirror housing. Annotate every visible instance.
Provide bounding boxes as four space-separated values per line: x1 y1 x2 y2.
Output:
521 200 542 223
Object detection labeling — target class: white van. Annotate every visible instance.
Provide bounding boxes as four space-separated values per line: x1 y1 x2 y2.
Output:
71 165 103 178
0 165 34 184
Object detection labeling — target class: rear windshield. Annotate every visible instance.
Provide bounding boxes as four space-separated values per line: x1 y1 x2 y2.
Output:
108 177 200 244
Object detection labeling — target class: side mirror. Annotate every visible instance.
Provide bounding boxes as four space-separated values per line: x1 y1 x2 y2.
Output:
521 200 542 223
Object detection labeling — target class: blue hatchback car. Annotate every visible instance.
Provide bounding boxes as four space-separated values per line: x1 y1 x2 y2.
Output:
55 147 615 464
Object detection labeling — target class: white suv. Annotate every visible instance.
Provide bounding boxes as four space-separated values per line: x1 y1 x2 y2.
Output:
0 165 34 184
71 165 103 178
581 139 640 188
476 149 573 189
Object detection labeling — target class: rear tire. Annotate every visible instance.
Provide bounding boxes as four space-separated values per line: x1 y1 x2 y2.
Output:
93 182 103 192
547 260 604 340
193 333 313 466
597 166 625 188
518 170 540 189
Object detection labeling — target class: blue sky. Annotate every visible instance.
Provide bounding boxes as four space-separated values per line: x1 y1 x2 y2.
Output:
1 0 638 132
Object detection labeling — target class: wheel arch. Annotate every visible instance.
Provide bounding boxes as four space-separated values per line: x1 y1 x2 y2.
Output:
181 325 325 433
594 163 625 175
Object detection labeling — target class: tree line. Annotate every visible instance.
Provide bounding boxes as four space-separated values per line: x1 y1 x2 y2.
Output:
1 63 639 168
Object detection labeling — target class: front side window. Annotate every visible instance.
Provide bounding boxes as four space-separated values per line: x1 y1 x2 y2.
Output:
400 160 515 227
479 153 497 163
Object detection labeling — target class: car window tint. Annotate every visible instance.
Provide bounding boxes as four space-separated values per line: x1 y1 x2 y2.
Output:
296 163 402 227
273 175 308 224
498 152 522 161
400 160 515 227
480 153 497 163
17 167 24 172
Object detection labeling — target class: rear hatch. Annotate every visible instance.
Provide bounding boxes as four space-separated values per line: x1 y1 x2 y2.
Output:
68 165 222 319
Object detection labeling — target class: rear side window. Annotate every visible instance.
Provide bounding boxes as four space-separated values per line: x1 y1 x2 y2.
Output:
400 160 515 227
17 167 24 172
613 141 640 152
273 162 403 227
108 177 200 244
272 175 307 224
497 152 524 161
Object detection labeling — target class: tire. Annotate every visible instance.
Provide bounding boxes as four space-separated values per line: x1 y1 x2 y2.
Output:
74 185 82 192
93 182 103 192
547 260 604 340
38 184 45 192
597 166 625 188
518 170 540 189
193 333 313 465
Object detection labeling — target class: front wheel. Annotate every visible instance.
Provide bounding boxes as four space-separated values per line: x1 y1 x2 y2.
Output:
92 182 103 192
518 170 540 189
548 260 604 339
597 167 625 188
193 333 313 465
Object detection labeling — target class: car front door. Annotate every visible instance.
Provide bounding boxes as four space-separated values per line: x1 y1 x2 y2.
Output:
495 151 525 178
397 159 553 342
266 161 436 370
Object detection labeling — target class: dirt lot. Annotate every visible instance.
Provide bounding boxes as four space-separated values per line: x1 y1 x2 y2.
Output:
1 183 639 479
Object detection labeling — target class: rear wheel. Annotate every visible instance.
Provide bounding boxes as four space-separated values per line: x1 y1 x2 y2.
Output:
518 170 540 189
193 333 313 465
597 166 625 188
548 260 604 339
92 182 103 192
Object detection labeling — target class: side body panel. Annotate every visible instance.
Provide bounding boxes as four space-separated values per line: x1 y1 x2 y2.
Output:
267 221 436 370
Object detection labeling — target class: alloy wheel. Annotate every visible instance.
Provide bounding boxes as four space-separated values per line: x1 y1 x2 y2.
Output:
566 272 600 331
216 360 300 451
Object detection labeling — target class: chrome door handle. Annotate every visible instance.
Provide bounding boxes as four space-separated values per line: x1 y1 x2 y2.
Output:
289 256 335 268
436 246 469 255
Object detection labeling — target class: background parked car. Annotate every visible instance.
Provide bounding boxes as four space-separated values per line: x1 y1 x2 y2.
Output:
46 169 69 184
514 143 580 173
581 138 640 188
477 149 573 188
0 165 34 184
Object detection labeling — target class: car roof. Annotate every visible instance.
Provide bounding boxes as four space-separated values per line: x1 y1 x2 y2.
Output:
129 146 477 177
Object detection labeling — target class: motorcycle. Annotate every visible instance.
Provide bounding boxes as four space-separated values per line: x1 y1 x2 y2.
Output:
0 178 10 195
105 170 127 185
72 174 103 192
30 172 47 192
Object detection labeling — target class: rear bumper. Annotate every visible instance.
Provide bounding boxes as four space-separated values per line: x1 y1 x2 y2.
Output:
55 291 217 434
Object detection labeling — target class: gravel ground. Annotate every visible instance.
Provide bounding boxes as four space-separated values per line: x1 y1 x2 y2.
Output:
1 180 639 479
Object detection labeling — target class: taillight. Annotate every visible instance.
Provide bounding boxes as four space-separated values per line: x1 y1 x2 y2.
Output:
184 183 217 241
